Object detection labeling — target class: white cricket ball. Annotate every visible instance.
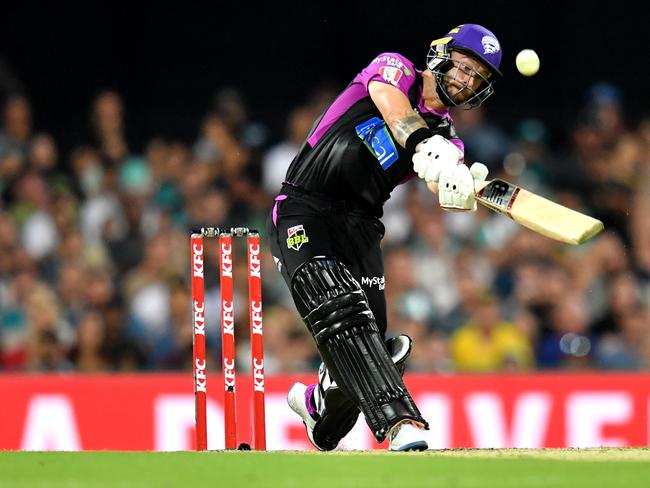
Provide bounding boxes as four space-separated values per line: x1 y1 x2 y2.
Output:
515 49 540 76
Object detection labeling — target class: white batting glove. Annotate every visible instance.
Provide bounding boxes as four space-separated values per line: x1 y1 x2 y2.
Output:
438 163 477 211
469 162 489 189
412 135 463 183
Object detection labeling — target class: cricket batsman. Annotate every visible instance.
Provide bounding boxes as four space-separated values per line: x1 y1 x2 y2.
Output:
267 24 502 451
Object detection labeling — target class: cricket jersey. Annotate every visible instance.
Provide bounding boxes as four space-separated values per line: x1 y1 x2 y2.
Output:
284 52 463 216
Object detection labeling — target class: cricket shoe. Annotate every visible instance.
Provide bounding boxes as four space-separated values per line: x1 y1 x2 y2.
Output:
287 382 324 450
388 420 428 452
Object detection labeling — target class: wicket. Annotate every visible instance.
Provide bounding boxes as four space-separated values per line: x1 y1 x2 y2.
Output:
191 227 266 451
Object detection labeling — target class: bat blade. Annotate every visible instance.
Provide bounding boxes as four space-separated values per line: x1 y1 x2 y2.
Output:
475 179 604 245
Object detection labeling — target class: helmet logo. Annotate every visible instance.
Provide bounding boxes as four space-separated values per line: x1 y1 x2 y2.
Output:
481 35 500 55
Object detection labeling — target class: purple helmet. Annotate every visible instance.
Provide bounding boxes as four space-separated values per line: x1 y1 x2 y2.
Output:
426 24 503 109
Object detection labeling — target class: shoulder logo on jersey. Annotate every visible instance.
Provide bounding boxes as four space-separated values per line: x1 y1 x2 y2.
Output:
379 66 404 86
286 225 309 251
371 55 413 77
355 117 399 170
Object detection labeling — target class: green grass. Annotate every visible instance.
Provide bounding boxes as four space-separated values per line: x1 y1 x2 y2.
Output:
1 449 650 488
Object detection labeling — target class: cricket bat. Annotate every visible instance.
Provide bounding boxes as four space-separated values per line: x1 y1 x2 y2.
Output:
429 179 604 245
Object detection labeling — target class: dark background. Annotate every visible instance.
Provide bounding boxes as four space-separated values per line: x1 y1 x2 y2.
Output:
0 1 647 154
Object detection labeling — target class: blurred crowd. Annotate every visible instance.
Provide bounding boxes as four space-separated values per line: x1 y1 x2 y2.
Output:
1 79 650 375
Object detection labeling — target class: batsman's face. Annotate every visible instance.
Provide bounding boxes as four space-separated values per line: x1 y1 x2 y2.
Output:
444 51 491 104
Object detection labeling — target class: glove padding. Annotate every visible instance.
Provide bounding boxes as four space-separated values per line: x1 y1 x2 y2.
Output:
438 162 489 211
412 135 462 183
469 162 489 187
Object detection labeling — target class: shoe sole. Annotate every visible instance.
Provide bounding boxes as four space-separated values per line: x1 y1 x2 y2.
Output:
391 440 428 452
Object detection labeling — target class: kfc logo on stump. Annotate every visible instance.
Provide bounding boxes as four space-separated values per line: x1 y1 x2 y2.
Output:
249 243 261 278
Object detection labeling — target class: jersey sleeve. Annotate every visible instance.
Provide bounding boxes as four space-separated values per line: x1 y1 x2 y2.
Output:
354 52 417 96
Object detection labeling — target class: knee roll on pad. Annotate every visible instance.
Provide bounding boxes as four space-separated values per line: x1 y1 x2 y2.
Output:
291 257 428 442
309 289 375 345
292 257 376 343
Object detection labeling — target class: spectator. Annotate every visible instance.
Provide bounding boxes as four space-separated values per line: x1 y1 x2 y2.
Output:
536 293 593 370
0 95 31 161
28 330 74 372
595 307 649 370
384 245 436 334
91 90 130 164
69 311 108 372
261 105 314 196
451 292 534 372
24 284 74 369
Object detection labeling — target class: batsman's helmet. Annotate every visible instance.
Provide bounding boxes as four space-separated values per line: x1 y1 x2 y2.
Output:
427 24 502 109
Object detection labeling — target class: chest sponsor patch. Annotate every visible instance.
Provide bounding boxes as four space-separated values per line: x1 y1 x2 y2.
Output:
286 225 309 251
355 116 399 170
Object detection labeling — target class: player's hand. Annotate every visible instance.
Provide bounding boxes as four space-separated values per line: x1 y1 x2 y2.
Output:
412 135 462 183
438 163 477 211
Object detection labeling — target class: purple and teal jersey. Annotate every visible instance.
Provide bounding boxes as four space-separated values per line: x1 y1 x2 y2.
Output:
285 52 463 215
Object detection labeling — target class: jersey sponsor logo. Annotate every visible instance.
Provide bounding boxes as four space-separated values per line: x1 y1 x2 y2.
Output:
361 275 385 290
287 224 309 251
372 55 412 75
378 66 404 86
355 117 399 170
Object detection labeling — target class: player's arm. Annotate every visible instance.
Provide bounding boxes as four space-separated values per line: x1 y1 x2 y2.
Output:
368 80 487 211
368 80 462 178
368 80 428 149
